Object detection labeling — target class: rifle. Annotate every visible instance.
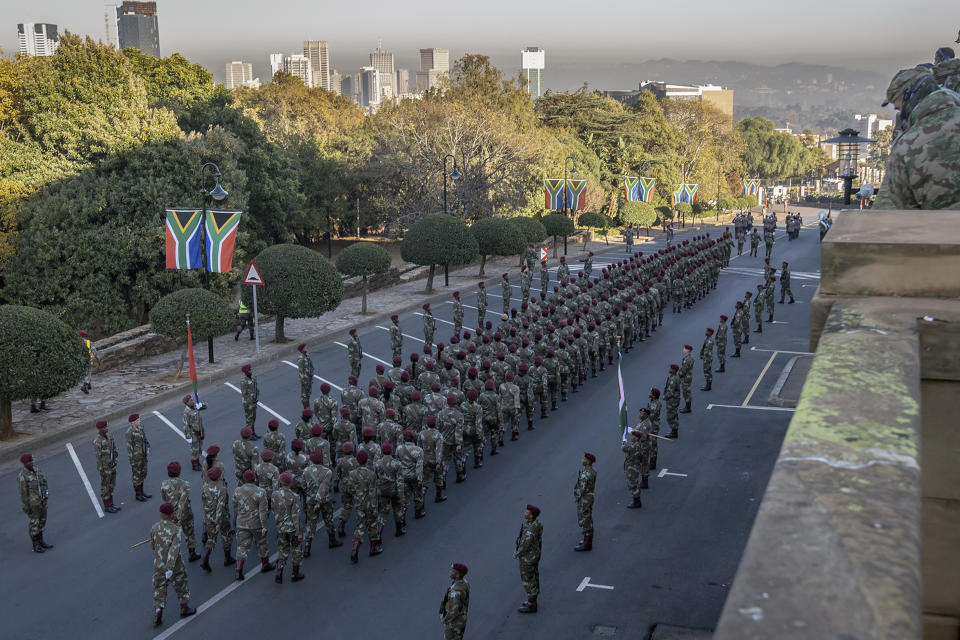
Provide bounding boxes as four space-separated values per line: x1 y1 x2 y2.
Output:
131 538 150 548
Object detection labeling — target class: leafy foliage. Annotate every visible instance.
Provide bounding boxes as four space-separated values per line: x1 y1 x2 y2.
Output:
619 201 657 227
577 212 613 229
508 216 547 243
541 213 575 238
335 241 391 277
401 214 478 267
675 202 693 216
471 217 526 258
149 288 234 340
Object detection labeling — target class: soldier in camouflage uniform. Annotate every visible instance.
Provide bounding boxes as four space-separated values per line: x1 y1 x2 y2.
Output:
478 378 501 452
419 414 446 503
516 363 537 431
621 429 644 509
423 303 436 345
573 452 597 551
397 429 426 519
753 283 765 334
476 282 487 326
160 462 202 563
296 343 314 408
501 273 512 314
520 265 532 301
348 328 363 378
580 251 594 278
232 427 258 484
306 423 332 465
749 228 760 257
763 212 776 260
285 439 309 496
94 420 120 513
779 261 795 304
765 276 777 322
665 364 682 439
499 371 521 442
199 467 233 573
540 260 549 298
262 419 286 471
150 502 196 626
181 395 204 471
461 389 485 467
302 449 341 555
731 302 745 358
700 328 715 391
126 413 152 501
679 345 694 413
17 453 52 552
741 291 753 344
389 314 403 360
239 365 261 440
335 442 359 537
349 449 381 562
272 472 305 584
452 291 464 337
375 442 407 539
438 395 466 484
523 241 537 270
441 562 471 640
233 469 274 580
515 504 543 613
254 449 280 508
715 315 728 372
647 388 662 470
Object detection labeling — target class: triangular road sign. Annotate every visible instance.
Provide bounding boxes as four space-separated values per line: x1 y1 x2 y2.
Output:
539 248 548 261
243 261 264 285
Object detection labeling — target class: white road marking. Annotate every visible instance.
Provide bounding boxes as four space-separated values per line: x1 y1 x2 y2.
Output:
770 321 790 324
334 342 393 367
66 443 104 518
376 325 424 343
151 552 279 640
750 347 813 355
415 312 456 327
706 403 796 412
280 361 342 392
223 382 291 424
484 293 525 304
152 410 186 440
445 300 490 315
742 352 777 407
577 577 615 592
657 468 689 478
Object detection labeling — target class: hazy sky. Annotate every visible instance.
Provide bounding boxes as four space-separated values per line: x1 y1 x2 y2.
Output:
2 1 952 89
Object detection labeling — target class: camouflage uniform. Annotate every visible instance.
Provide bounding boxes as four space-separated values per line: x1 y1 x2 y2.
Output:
17 464 48 539
423 309 436 345
438 404 465 483
520 269 532 301
476 286 487 326
358 395 386 431
374 450 406 533
240 373 259 430
540 261 549 297
297 351 314 408
390 322 403 360
679 352 694 408
621 436 643 504
232 436 258 484
125 419 150 491
749 229 760 257
348 334 363 378
700 333 715 389
234 479 270 561
302 460 336 545
94 430 119 509
441 575 470 640
263 428 286 471
574 464 596 538
499 378 521 439
765 278 776 319
754 286 764 332
501 277 512 314
160 476 198 553
479 385 501 447
648 394 662 464
514 516 543 600
335 450 359 533
254 458 280 508
271 484 303 571
182 403 204 466
201 480 232 554
780 265 794 303
731 306 744 355
349 463 379 544
452 296 464 338
664 370 682 437
150 516 191 612
418 423 445 495
460 397 485 465
397 438 425 516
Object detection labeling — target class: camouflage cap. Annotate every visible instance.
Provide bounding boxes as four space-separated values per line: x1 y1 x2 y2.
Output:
882 68 930 107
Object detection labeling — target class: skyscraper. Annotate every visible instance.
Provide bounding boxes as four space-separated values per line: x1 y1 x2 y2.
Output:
303 41 330 91
330 70 343 96
225 61 258 89
369 43 395 100
416 48 450 93
284 54 312 87
116 1 160 57
521 47 545 99
269 54 285 80
17 23 59 56
358 66 381 108
395 68 410 95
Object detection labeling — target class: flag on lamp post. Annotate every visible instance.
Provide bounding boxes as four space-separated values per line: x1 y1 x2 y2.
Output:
617 344 628 441
186 315 203 409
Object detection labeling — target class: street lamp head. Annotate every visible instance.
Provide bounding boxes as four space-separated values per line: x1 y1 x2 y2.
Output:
570 162 578 174
450 166 463 181
209 180 228 202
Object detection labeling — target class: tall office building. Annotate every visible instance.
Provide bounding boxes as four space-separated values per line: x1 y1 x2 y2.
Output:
369 43 395 100
225 61 258 89
284 54 312 87
341 74 356 103
116 1 160 57
521 47 545 99
416 47 449 93
269 53 285 80
395 68 410 95
17 23 59 56
303 40 330 91
330 70 343 96
358 66 381 108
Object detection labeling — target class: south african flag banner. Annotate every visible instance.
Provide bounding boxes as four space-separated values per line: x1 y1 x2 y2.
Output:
624 177 640 202
671 184 699 205
544 179 565 210
165 209 203 270
637 176 657 203
204 210 242 273
565 179 587 211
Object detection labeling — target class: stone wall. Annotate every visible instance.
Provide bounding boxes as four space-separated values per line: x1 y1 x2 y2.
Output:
93 325 179 373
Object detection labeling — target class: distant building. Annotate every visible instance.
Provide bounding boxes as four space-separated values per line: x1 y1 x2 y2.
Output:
116 1 160 57
520 47 545 99
269 53 285 80
358 66 381 108
330 69 342 95
416 47 449 93
225 61 259 89
17 22 59 56
605 81 734 118
284 54 312 87
304 40 330 91
395 68 410 95
341 74 356 103
853 113 893 140
370 43 395 100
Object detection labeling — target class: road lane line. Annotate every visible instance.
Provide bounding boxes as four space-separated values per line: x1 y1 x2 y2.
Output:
223 382 291 424
749 347 813 355
706 403 796 412
415 312 456 327
152 410 186 440
444 300 490 315
742 352 777 407
66 443 104 518
376 325 424 343
333 342 393 367
280 361 343 392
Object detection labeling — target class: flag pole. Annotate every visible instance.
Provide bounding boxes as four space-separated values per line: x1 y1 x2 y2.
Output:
186 313 205 410
617 337 628 441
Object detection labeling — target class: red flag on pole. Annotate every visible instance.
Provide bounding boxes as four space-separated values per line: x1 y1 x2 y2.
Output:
186 315 202 408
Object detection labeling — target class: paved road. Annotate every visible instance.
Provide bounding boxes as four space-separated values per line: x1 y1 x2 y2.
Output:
0 215 820 639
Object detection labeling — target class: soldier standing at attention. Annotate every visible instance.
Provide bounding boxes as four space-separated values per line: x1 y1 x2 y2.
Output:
524 241 537 270
763 212 776 260
150 503 196 626
741 291 753 345
389 314 403 360
232 427 258 484
520 265 532 302
302 449 341 555
199 467 233 573
664 364 681 439
780 261 795 304
539 259 550 299
233 469 274 581
647 388 662 470
754 284 765 334
580 251 594 278
716 315 729 373
679 345 694 413
349 449 380 563
637 408 653 489
94 420 120 513
515 504 543 613
18 453 52 553
749 228 760 257
452 292 464 337
501 273 512 315
573 452 597 552
160 462 202 563
765 276 777 323
731 302 745 358
557 256 570 281
297 343 314 409
423 303 436 345
126 413 152 502
700 328 715 391
263 419 286 471
240 364 261 440
272 472 305 584
622 429 644 509
476 282 487 326
624 224 635 254
441 563 471 640
348 328 362 378
182 395 204 472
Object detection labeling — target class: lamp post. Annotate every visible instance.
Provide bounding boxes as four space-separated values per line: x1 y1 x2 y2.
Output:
442 154 462 286
199 162 227 364
822 129 873 206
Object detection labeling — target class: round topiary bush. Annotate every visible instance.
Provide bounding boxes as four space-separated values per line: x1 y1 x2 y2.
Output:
401 214 478 292
540 213 575 258
336 242 392 313
509 216 547 244
150 288 235 340
619 201 657 228
471 217 526 276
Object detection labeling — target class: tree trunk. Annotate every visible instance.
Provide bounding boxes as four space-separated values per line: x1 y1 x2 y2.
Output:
479 254 487 277
361 275 368 313
276 315 286 342
175 344 187 378
552 236 558 258
426 265 435 292
0 397 12 440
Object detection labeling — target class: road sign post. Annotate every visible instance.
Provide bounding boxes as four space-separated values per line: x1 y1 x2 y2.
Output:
243 261 265 355
539 247 548 261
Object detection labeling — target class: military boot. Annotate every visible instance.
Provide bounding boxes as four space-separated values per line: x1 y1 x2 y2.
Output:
370 539 383 556
435 486 447 503
650 456 657 470
260 556 276 572
518 596 538 613
574 534 593 552
717 364 725 372
154 608 163 627
455 471 466 483
789 296 795 304
274 560 284 584
414 506 426 519
224 549 236 566
135 485 147 502
510 431 518 442
291 564 305 582
394 521 405 537
768 314 774 323
38 533 53 549
743 334 749 344
641 475 649 489
187 548 201 562
476 450 484 468
732 348 741 358
490 441 499 455
628 496 643 509
473 453 481 469
328 531 343 548
191 459 201 472
235 558 245 581
200 549 212 573
31 536 44 553
104 497 120 513
337 518 346 538
700 383 712 391
669 428 679 439
527 420 534 431
140 485 152 500
350 540 360 564
755 325 762 333
680 400 691 413
179 603 196 618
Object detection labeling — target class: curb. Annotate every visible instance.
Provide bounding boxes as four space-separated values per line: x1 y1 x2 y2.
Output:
768 354 810 408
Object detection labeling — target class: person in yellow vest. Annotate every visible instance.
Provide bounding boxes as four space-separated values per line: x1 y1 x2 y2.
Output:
235 300 254 341
79 330 100 395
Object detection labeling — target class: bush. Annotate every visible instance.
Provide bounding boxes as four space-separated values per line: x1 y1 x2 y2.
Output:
150 288 234 340
675 202 693 216
716 197 734 212
471 217 526 276
540 213 575 258
577 212 611 229
656 206 673 223
509 216 547 243
0 305 89 438
243 244 343 341
401 214 479 291
336 242 392 313
619 201 657 228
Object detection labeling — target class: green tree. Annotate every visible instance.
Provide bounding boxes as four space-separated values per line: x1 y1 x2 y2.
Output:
508 216 547 244
619 201 657 232
335 242 391 313
540 213 575 258
243 244 343 342
737 117 807 181
470 217 526 276
866 125 894 174
675 202 693 225
149 288 234 340
401 214 478 292
716 197 734 212
577 211 614 244
0 305 88 439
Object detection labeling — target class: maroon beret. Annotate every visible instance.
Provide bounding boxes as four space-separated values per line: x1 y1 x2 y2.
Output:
279 471 293 485
670 364 679 371
96 420 108 429
356 449 369 464
684 344 693 350
261 449 274 461
78 330 88 337
182 395 192 404
391 314 399 322
452 562 469 576
159 502 175 515
720 314 728 321
310 450 323 463
403 429 415 440
297 343 307 352
410 389 421 400
241 427 253 437
431 381 442 391
447 394 457 406
453 291 460 297
207 445 220 455
349 329 357 336
423 303 430 310
311 424 322 436
381 442 394 455
425 414 436 426
128 413 139 422
706 328 714 335
167 461 181 474
376 364 385 373
362 427 375 437
526 504 541 517
302 408 313 418
241 364 251 373
20 453 33 464
243 469 256 482
466 389 478 401
348 375 358 384
340 406 351 416
584 452 596 463
341 442 354 453
207 467 222 480
290 438 304 450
